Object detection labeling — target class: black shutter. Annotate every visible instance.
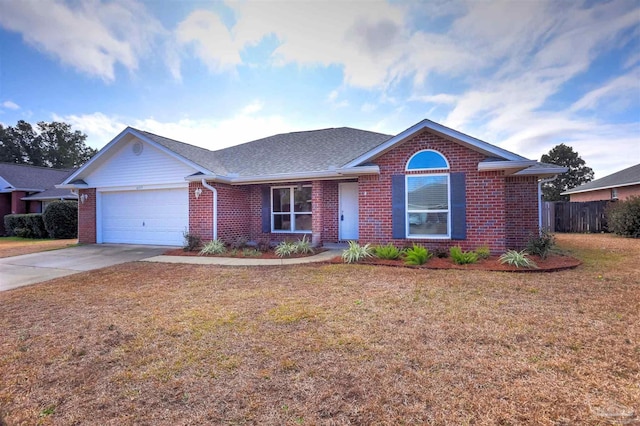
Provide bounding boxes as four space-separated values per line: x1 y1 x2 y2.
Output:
450 172 467 240
261 187 271 233
391 174 406 239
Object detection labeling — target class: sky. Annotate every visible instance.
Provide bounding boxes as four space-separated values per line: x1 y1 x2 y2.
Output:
0 0 639 179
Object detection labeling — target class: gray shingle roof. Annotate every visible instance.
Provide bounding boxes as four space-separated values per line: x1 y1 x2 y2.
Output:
22 187 78 201
563 163 640 194
134 127 392 177
213 128 392 176
0 163 75 191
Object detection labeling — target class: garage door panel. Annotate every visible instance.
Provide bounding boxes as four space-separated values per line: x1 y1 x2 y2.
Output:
101 189 188 246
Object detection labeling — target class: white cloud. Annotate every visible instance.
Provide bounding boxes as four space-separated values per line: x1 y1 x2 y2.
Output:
53 101 312 152
570 70 640 112
0 0 164 81
1 101 20 110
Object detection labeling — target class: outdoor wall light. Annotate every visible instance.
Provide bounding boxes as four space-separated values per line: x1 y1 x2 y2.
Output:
80 194 89 204
194 188 203 199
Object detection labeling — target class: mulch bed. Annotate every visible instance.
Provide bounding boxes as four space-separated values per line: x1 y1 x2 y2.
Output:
329 254 581 272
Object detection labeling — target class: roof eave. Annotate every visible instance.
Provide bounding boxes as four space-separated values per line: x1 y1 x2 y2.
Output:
478 160 538 175
561 181 640 195
185 166 380 185
513 166 569 178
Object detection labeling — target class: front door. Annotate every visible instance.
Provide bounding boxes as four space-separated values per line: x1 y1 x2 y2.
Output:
339 182 359 240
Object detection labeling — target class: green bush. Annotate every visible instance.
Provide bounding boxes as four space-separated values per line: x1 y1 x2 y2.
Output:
42 201 78 239
606 196 640 238
3 213 47 238
341 241 373 264
182 231 202 252
292 235 314 254
475 245 491 260
374 243 403 260
499 250 538 269
404 244 432 265
199 239 226 255
526 230 556 259
275 240 296 258
450 246 478 265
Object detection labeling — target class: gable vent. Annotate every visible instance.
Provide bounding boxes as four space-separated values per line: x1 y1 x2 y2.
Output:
132 141 143 156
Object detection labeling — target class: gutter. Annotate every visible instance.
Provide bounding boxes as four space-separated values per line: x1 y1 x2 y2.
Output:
200 179 218 240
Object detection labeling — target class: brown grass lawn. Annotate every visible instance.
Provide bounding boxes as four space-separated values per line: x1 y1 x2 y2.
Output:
0 238 77 258
1 234 638 425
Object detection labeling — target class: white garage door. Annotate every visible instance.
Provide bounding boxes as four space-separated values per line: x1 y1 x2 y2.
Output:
101 188 188 246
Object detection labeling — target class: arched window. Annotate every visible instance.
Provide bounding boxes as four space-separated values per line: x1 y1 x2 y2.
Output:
406 149 449 171
405 150 450 238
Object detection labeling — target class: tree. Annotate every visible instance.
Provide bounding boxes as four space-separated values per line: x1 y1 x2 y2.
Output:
540 143 594 201
0 120 96 168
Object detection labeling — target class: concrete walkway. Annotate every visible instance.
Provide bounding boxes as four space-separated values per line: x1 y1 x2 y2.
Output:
142 249 342 266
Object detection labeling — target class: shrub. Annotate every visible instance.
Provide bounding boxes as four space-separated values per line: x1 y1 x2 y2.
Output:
292 235 314 254
242 248 262 257
256 238 271 252
275 240 296 258
450 246 478 265
231 237 248 250
374 243 403 260
526 229 556 259
606 196 640 238
183 232 202 252
433 247 449 258
475 245 491 260
42 201 78 239
341 241 373 264
499 250 538 269
199 239 226 255
3 213 48 238
404 244 432 265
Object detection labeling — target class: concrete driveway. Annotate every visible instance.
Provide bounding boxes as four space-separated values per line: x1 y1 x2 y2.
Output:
0 244 169 292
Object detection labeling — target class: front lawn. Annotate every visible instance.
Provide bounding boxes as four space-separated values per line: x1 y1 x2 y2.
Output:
0 237 77 258
0 234 638 425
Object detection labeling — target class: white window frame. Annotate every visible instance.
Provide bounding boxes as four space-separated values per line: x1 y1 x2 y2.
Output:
271 185 312 233
405 173 451 239
405 149 451 171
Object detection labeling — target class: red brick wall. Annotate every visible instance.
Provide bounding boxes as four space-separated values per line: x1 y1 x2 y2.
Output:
569 185 640 202
186 130 540 252
189 181 251 245
11 191 27 214
358 129 537 253
0 193 11 235
505 176 539 249
78 188 96 244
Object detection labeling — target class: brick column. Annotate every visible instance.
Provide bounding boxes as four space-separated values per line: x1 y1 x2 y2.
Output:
311 180 324 246
78 188 96 244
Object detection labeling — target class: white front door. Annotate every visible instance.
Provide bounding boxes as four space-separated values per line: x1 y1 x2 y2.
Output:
339 182 359 240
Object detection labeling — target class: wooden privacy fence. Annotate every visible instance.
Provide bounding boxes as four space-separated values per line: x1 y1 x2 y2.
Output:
542 201 610 233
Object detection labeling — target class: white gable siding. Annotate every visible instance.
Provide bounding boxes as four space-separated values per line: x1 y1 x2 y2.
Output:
85 139 197 188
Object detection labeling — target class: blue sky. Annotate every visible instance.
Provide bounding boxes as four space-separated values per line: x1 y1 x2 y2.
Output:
0 0 638 178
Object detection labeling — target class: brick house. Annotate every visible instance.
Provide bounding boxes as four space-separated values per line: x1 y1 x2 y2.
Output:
562 163 640 202
0 163 77 235
58 119 566 253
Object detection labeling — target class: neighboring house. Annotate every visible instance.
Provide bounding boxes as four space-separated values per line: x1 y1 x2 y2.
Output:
58 119 566 252
562 163 640 202
0 163 77 235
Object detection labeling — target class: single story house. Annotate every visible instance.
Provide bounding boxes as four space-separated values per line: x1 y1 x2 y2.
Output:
562 163 640 202
58 119 566 253
0 163 77 235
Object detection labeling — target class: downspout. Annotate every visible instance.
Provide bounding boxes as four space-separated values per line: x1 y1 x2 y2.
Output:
201 179 218 240
538 175 558 231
